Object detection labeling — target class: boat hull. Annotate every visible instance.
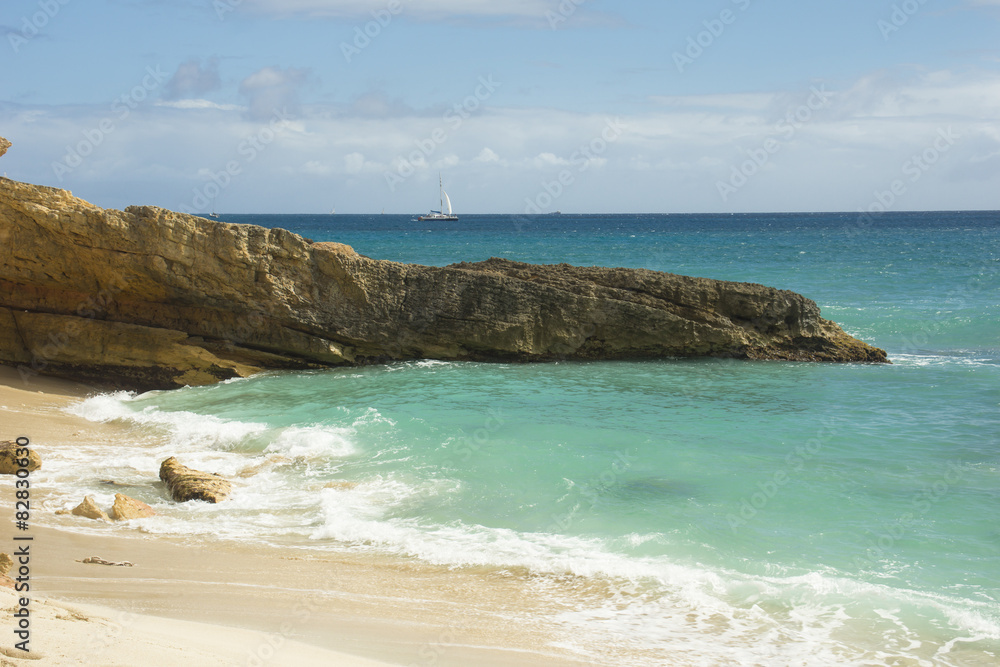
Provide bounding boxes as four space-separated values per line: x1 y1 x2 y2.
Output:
417 214 459 221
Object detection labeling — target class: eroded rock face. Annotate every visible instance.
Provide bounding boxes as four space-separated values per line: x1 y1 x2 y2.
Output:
71 496 109 521
0 173 887 390
110 493 156 520
159 457 232 503
0 137 10 159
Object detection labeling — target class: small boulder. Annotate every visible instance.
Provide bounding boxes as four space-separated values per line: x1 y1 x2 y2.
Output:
110 493 156 521
0 552 13 575
71 496 110 521
159 456 232 503
0 440 41 474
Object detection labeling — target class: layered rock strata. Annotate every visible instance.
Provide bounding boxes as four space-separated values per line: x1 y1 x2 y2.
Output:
0 138 887 390
159 457 232 503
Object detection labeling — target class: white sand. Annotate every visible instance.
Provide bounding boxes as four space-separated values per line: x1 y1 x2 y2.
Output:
0 587 391 666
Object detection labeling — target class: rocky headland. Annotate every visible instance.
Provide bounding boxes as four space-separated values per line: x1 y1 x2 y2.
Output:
0 137 886 390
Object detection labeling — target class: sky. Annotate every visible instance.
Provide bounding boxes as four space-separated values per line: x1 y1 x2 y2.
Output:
1 0 998 214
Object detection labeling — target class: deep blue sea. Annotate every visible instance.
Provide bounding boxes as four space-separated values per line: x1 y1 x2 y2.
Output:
60 211 999 665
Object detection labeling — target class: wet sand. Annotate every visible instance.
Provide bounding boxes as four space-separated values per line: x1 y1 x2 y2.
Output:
0 367 595 666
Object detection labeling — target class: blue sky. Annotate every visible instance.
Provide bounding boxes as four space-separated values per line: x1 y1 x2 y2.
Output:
1 0 998 213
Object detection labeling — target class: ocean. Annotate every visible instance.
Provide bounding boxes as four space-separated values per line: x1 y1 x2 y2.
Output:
54 211 998 665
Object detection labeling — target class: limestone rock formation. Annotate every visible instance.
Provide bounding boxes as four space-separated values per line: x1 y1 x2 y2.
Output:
0 440 41 474
71 496 109 521
0 552 12 589
110 493 156 521
0 163 887 390
159 457 232 503
0 137 10 159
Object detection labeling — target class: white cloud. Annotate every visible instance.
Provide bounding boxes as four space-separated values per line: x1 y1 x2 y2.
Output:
163 58 222 101
474 147 502 163
344 152 365 173
235 0 564 21
348 91 414 118
533 152 570 168
434 154 460 169
4 68 998 214
302 160 333 175
156 99 242 111
238 66 311 120
649 92 774 112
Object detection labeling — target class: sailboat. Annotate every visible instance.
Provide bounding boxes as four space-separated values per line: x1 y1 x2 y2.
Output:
418 174 458 221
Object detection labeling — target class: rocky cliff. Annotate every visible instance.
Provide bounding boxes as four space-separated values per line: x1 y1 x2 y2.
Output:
0 138 886 390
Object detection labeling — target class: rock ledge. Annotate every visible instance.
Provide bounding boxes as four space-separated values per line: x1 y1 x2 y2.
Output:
0 140 887 390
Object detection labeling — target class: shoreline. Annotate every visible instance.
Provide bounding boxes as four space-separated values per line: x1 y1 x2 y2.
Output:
0 367 594 666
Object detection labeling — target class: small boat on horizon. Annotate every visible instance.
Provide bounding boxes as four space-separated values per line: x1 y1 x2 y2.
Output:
418 174 458 222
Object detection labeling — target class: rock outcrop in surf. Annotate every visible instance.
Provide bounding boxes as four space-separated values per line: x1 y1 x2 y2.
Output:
159 457 232 504
0 137 887 390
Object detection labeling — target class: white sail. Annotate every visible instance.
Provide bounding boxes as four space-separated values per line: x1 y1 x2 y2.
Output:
417 173 458 221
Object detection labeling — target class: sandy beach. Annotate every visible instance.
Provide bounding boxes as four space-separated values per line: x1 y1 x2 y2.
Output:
0 367 595 666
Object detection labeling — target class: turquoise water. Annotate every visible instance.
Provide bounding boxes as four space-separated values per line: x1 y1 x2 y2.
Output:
63 212 999 664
